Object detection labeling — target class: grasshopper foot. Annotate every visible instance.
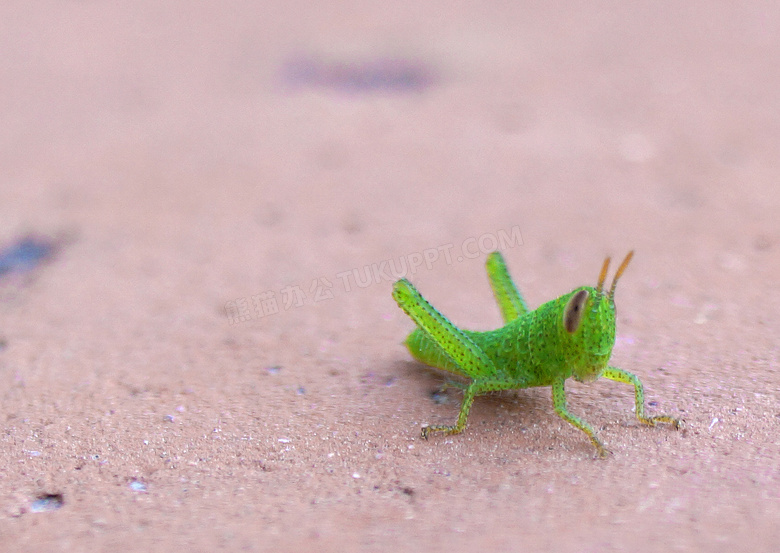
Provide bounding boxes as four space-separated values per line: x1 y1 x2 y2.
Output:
591 437 611 459
421 425 461 440
639 415 681 429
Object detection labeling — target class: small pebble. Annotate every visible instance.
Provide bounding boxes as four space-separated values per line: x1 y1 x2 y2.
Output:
129 480 147 492
30 494 64 513
708 417 719 431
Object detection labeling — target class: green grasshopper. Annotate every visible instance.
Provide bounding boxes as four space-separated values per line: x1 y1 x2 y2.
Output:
392 250 679 457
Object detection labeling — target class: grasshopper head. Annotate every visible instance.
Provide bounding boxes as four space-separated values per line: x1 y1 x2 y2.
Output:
562 251 633 382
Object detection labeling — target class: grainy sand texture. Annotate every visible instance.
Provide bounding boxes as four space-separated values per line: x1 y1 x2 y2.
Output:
1 2 779 551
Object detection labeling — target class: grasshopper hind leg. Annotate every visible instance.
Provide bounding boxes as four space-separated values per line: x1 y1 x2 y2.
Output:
392 279 497 381
393 278 518 438
485 252 528 323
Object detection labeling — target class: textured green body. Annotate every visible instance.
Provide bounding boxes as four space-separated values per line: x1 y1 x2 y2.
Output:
392 251 679 457
405 289 616 387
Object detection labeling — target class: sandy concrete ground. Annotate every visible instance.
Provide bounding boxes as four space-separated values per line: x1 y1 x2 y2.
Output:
1 2 779 551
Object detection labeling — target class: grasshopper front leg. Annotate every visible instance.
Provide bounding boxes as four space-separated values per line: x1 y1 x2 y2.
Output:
602 367 681 429
551 377 610 457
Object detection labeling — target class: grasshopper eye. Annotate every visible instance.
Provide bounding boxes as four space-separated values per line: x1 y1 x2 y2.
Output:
563 289 589 333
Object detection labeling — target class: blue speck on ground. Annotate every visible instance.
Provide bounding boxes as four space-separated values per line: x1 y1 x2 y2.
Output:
0 236 58 277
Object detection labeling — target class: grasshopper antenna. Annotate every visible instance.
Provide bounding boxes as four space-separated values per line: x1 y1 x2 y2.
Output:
597 256 611 294
609 250 634 301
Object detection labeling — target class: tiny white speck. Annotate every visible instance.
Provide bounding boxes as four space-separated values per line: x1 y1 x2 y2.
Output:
352 473 361 479
708 417 719 431
129 480 147 492
278 438 291 443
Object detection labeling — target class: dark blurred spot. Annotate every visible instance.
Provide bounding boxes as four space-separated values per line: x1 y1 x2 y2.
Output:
30 494 64 513
341 213 363 235
0 236 58 278
282 56 436 93
430 389 449 405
